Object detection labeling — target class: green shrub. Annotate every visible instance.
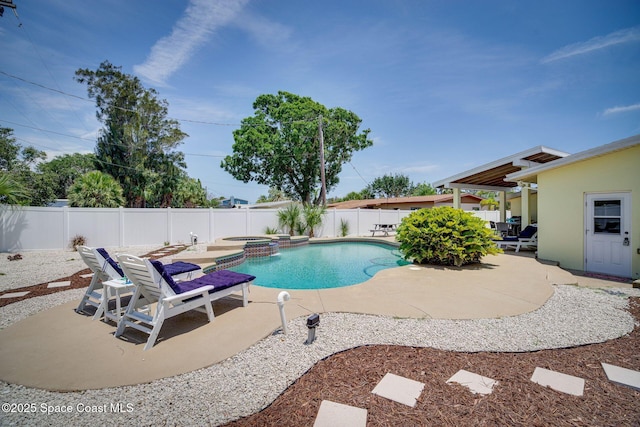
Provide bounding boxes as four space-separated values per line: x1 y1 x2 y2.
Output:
397 207 500 267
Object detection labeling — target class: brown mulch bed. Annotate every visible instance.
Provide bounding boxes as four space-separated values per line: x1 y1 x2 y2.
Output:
224 298 640 427
0 245 188 307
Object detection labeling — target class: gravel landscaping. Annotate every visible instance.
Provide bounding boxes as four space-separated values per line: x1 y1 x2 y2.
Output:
0 247 638 426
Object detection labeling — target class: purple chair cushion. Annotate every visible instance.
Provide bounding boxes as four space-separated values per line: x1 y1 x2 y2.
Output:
149 260 179 291
518 225 537 239
96 248 124 277
150 260 254 295
163 261 201 276
171 270 256 295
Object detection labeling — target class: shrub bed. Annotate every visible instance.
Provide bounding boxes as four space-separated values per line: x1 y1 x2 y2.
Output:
397 206 500 267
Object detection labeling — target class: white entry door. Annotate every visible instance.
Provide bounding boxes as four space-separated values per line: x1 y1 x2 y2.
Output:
585 192 632 278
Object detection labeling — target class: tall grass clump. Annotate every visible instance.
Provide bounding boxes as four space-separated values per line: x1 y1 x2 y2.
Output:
339 218 350 237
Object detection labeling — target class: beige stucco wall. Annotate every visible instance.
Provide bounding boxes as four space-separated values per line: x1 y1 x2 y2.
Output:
536 144 640 279
509 193 538 223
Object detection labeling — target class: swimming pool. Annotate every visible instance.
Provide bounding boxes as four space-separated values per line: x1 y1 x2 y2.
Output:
229 242 409 290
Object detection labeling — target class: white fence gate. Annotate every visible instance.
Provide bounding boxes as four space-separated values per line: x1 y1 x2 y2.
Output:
0 206 502 252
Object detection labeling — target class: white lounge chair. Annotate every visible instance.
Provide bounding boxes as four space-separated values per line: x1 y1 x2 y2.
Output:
76 246 128 319
115 254 254 350
76 246 201 320
494 225 538 253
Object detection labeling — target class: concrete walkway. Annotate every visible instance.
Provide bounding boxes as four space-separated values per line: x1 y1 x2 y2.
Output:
0 253 610 391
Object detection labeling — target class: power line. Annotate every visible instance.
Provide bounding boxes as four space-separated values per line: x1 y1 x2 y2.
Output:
10 15 93 135
0 70 325 127
4 121 323 162
0 119 96 142
348 161 371 188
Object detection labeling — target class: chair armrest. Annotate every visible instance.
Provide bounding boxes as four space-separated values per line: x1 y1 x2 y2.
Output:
163 285 214 303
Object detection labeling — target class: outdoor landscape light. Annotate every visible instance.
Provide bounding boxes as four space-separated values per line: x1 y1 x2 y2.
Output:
305 313 320 345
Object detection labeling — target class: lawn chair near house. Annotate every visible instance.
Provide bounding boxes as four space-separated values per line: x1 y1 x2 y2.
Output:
494 225 538 253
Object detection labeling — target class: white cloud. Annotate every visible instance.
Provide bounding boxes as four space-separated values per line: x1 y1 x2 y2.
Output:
401 164 439 174
602 103 640 116
134 0 249 85
232 13 293 48
542 26 640 63
170 97 240 123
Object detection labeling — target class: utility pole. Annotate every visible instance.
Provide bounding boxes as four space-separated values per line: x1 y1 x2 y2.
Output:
318 115 327 205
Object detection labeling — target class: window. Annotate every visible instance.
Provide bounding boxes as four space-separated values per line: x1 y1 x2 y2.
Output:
593 200 621 234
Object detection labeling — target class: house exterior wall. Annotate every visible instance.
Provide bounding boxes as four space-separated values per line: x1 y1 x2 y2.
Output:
433 202 482 210
376 201 435 210
509 193 538 222
536 144 640 279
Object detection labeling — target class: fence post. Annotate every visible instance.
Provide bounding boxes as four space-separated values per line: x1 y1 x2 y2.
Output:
62 206 69 250
166 207 172 244
119 207 125 246
333 208 337 237
209 207 214 243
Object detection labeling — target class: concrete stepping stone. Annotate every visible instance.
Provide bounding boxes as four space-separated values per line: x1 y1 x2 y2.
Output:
447 369 497 395
313 400 367 427
372 372 425 407
47 281 71 289
601 363 640 391
0 291 30 299
530 367 585 396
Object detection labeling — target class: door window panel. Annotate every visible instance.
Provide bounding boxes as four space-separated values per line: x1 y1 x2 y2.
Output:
593 200 621 234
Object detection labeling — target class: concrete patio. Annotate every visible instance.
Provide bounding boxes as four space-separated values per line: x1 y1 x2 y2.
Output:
0 251 627 391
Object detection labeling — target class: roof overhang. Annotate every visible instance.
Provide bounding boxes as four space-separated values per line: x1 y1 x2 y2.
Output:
433 146 569 191
506 134 640 184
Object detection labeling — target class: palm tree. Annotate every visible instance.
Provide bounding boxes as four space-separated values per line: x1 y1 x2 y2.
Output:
68 171 124 208
174 177 207 207
277 203 302 236
0 173 28 205
302 203 326 238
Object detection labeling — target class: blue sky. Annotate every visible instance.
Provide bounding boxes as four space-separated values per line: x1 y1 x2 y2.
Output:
1 0 639 203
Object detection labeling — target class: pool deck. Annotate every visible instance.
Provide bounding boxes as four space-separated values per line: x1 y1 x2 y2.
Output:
0 247 632 391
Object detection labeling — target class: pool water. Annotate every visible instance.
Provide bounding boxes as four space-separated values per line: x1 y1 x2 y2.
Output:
229 242 410 290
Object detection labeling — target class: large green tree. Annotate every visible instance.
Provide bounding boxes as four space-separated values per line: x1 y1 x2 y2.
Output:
0 127 55 206
368 173 413 198
221 91 372 205
411 182 437 196
172 176 208 208
75 61 187 207
37 153 97 198
256 187 289 204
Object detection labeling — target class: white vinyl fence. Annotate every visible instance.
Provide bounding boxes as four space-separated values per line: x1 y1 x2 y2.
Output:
0 206 502 252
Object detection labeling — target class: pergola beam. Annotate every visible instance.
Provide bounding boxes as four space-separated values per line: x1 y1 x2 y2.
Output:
442 183 512 192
